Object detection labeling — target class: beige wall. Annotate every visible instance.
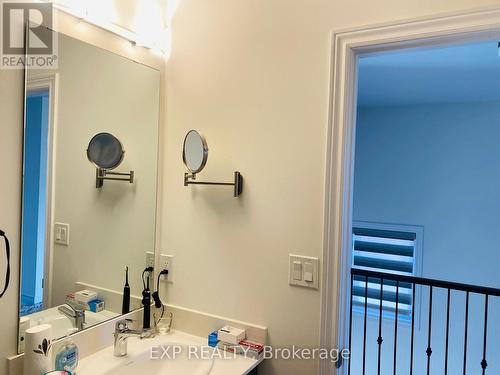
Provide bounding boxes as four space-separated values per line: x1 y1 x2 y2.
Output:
0 5 167 374
161 1 500 374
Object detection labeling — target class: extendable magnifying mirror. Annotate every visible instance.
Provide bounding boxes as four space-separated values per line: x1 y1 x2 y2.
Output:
87 132 134 188
182 130 209 175
182 130 243 197
87 132 124 169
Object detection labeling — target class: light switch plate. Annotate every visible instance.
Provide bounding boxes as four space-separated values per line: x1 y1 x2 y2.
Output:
54 222 70 246
289 254 319 289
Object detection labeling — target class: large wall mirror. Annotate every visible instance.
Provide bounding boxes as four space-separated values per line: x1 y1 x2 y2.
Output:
18 29 160 353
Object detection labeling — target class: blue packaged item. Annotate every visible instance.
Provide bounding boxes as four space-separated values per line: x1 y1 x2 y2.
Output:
208 331 219 348
88 299 104 313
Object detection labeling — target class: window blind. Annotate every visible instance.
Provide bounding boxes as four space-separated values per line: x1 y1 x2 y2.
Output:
352 226 416 316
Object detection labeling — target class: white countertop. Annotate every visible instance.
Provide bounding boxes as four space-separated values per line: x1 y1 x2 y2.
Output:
77 329 262 375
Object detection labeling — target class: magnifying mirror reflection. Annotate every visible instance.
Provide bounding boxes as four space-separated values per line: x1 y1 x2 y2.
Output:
87 132 124 170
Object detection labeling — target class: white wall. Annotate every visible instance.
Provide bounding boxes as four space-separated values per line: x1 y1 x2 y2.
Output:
161 1 500 374
352 102 500 373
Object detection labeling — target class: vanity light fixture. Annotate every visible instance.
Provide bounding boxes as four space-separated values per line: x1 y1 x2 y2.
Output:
182 130 243 197
52 3 169 54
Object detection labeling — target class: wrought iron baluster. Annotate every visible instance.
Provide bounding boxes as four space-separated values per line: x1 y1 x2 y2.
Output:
348 273 353 375
445 289 451 375
481 294 489 375
426 286 433 375
362 275 368 375
349 268 500 375
393 280 399 375
463 291 469 375
410 283 415 375
377 278 384 375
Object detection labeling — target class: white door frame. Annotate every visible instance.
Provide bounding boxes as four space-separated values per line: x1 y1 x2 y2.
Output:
319 7 500 375
25 73 58 309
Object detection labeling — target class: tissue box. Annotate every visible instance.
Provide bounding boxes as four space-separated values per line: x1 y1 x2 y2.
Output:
217 339 264 359
75 289 98 304
217 326 246 345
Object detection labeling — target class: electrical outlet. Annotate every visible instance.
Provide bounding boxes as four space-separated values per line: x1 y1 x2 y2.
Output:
145 252 174 282
159 254 174 283
145 251 155 269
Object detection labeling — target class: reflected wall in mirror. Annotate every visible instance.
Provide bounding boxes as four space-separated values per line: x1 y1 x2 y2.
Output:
19 30 160 353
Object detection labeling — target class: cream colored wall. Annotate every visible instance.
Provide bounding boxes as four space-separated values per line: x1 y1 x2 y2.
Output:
0 4 167 374
161 1 500 374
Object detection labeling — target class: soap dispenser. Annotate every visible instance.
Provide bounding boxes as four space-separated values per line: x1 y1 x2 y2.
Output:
54 329 79 373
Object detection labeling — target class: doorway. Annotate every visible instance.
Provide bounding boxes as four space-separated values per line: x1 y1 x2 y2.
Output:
351 39 500 374
20 88 49 315
320 7 500 375
20 75 57 316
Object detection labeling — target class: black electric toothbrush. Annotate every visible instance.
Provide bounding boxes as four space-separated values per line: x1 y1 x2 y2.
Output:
122 266 130 314
142 267 153 330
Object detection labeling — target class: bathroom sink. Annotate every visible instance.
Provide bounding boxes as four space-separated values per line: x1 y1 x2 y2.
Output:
22 306 75 338
47 315 75 333
87 343 213 375
22 306 119 340
84 310 119 327
77 329 263 375
78 334 214 375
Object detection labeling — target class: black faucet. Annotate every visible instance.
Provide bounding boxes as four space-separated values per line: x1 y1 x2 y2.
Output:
142 268 152 330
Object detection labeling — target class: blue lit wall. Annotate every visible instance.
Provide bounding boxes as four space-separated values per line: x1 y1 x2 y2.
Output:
352 101 500 374
21 90 49 309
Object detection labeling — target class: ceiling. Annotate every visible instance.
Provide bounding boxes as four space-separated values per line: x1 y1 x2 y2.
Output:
357 40 500 107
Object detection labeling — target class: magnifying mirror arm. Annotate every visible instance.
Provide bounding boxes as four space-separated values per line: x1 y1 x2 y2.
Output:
184 171 243 197
96 168 134 188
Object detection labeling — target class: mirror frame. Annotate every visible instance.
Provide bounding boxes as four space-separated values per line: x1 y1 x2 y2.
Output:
18 26 162 353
